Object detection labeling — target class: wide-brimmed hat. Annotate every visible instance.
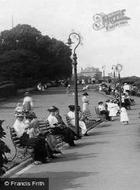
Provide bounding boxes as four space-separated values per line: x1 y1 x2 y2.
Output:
68 105 75 110
52 106 59 111
48 106 58 112
82 92 88 96
15 112 24 117
98 101 103 105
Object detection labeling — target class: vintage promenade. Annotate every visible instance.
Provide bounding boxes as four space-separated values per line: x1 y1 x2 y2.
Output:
1 88 140 190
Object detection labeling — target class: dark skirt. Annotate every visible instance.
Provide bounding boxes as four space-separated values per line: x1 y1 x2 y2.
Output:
20 133 48 162
51 126 75 145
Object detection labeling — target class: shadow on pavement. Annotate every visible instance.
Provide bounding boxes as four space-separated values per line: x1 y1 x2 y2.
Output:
51 152 98 163
97 123 112 128
90 130 115 136
75 141 109 148
19 171 98 190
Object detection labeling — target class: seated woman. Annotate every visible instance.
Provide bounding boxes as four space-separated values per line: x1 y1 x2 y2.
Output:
108 100 119 120
98 101 110 121
13 111 49 165
78 106 101 135
47 106 76 146
67 105 87 136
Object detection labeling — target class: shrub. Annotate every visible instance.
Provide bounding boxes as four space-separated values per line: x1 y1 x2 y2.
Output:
0 120 10 176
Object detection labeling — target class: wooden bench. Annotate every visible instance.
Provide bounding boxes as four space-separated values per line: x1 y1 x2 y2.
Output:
9 120 63 161
9 127 30 161
85 119 103 134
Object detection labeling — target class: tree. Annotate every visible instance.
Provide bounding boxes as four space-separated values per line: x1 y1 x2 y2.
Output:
0 24 72 88
0 24 41 52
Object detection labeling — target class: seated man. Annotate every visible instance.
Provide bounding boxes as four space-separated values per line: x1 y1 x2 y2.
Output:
98 101 110 121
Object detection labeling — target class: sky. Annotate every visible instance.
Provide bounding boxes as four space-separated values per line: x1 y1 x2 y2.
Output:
0 0 140 77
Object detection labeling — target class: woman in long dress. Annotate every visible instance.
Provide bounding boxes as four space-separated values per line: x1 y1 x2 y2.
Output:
82 92 92 119
108 100 119 120
22 92 33 114
120 107 129 125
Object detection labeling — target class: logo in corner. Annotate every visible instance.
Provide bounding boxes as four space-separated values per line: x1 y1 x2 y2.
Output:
93 9 130 31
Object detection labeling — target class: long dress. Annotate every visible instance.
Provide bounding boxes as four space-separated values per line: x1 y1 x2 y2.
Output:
108 103 119 117
120 107 129 122
82 96 92 118
23 96 33 112
67 111 87 135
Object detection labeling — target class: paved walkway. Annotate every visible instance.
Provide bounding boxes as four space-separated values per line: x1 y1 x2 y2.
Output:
11 97 140 190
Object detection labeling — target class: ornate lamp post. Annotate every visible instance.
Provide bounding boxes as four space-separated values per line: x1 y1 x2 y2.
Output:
67 32 81 138
116 64 123 107
112 65 117 89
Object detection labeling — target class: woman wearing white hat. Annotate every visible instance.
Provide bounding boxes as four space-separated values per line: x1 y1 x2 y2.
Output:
82 92 92 119
13 111 49 164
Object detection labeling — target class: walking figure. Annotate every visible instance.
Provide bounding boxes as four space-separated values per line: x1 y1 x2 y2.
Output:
23 92 33 115
120 106 129 125
66 84 71 94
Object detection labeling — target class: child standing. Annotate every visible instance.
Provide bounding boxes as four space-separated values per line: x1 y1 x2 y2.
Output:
120 106 129 125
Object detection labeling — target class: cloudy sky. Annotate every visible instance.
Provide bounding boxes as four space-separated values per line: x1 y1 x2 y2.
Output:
0 0 140 77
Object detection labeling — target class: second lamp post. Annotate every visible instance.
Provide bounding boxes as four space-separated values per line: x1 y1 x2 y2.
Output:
116 64 123 107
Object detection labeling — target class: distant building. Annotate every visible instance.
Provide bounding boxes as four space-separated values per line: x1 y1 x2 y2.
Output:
78 67 102 80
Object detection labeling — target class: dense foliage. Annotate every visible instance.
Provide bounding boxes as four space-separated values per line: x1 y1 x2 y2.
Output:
0 120 10 176
0 24 72 88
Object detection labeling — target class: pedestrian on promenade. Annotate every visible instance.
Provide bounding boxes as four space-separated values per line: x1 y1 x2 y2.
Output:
23 92 34 114
66 84 71 94
120 106 129 125
82 92 92 119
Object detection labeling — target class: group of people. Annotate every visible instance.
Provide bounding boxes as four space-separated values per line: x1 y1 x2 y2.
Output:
12 88 132 165
12 91 99 165
98 99 120 121
98 98 129 125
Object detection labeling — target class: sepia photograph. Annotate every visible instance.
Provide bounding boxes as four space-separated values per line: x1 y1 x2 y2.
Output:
0 0 140 190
